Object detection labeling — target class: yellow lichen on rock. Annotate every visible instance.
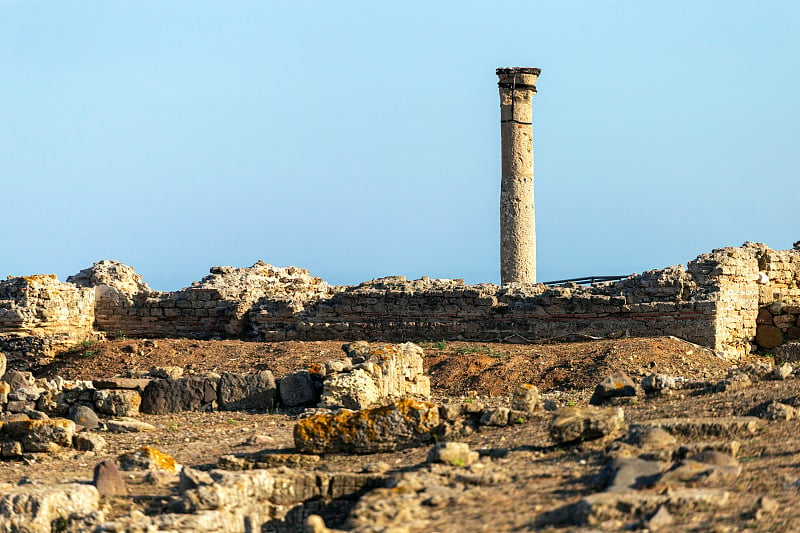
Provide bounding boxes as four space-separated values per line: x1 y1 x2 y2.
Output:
294 398 440 454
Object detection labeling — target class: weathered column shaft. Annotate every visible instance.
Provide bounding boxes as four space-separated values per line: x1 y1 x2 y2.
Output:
497 67 540 285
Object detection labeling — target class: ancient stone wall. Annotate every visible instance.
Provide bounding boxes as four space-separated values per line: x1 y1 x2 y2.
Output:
92 261 333 339
3 243 799 359
0 275 96 356
748 243 800 351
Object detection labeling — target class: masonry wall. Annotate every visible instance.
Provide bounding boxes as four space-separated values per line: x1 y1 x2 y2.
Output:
3 243 799 359
0 275 97 356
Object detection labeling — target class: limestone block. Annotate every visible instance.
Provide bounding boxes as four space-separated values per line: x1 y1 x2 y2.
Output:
320 342 430 410
119 445 181 473
319 369 381 410
93 389 141 417
0 483 100 533
294 398 440 454
2 418 76 452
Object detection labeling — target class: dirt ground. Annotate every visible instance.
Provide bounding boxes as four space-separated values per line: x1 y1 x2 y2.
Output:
3 337 799 532
27 336 737 397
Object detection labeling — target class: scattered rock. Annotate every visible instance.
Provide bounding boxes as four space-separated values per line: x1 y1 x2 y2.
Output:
632 417 763 439
74 432 107 453
428 442 479 467
770 363 793 380
93 459 128 496
278 370 318 407
0 351 5 380
762 402 795 420
106 418 156 432
773 342 800 365
218 371 277 411
657 458 741 487
550 407 626 444
119 445 182 473
93 389 141 417
641 374 678 395
3 370 35 391
69 404 100 430
149 366 184 379
631 426 677 449
603 457 666 491
479 407 511 427
294 398 440 454
647 505 674 530
510 383 541 413
569 488 729 527
2 418 76 452
714 372 752 393
589 372 636 405
140 377 218 414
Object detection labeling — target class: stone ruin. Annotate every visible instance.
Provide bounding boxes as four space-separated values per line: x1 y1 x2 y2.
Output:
1 242 799 360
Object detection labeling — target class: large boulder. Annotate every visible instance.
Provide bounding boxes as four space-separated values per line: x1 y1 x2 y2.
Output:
294 398 440 454
140 377 218 415
218 371 277 411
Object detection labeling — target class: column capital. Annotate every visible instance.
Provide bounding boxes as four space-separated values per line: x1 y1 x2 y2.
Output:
496 67 541 92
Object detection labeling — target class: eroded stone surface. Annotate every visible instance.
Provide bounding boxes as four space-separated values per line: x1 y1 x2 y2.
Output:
294 398 440 454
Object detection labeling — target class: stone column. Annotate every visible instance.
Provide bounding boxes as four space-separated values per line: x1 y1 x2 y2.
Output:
497 67 540 285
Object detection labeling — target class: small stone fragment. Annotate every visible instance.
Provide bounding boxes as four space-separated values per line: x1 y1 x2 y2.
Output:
647 505 674 530
106 418 156 432
641 374 677 395
149 366 184 379
479 407 511 426
550 407 626 444
590 373 636 405
511 383 541 413
93 459 128 496
428 442 479 467
762 402 795 421
74 432 107 453
770 363 793 380
69 404 100 430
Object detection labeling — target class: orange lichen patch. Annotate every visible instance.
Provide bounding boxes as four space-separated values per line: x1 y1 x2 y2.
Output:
307 363 324 375
138 446 179 473
520 383 536 390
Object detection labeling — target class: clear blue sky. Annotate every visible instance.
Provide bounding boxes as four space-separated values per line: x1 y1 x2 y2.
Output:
2 2 798 290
